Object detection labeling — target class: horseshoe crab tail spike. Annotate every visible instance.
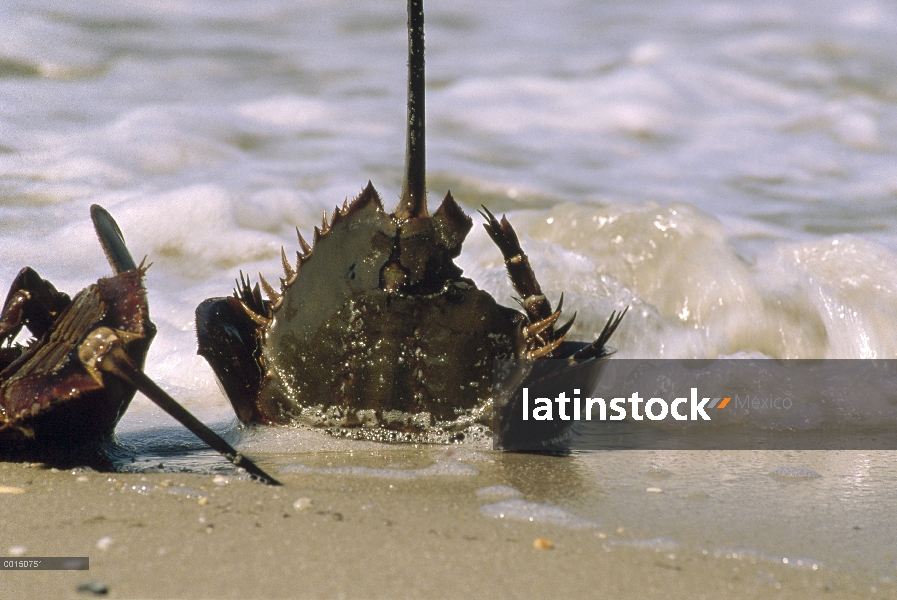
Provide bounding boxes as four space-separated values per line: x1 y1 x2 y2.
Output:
78 328 280 485
91 205 138 275
395 0 427 220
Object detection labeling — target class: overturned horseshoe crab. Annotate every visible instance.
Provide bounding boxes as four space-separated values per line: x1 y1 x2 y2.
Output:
196 0 625 444
0 206 279 484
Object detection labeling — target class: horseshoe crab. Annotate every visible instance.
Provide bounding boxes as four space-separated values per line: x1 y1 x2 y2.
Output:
196 0 625 444
0 206 279 484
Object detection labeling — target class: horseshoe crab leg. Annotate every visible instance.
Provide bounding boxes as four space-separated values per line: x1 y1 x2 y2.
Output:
479 206 556 329
571 307 628 361
77 327 280 485
0 267 71 358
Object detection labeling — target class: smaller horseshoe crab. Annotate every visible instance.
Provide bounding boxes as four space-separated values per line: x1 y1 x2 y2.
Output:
196 0 626 447
0 206 279 484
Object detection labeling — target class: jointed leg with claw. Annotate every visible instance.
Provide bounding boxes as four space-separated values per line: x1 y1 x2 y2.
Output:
0 268 72 371
480 206 626 360
479 207 568 358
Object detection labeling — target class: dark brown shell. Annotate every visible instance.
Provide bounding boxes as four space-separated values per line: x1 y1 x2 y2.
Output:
196 181 629 444
197 184 524 433
260 184 521 425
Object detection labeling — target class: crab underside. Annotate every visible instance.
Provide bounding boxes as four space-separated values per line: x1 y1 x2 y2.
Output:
0 207 280 483
0 218 153 459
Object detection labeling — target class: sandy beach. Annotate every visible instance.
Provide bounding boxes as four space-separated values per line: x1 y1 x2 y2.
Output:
1 441 892 599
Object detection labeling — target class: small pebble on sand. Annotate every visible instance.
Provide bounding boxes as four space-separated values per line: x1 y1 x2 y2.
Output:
293 497 313 511
96 536 113 551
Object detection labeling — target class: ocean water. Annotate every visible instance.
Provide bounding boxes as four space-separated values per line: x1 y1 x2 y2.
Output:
2 0 896 588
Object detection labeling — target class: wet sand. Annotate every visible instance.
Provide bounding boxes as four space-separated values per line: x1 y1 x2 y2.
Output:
0 445 889 599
